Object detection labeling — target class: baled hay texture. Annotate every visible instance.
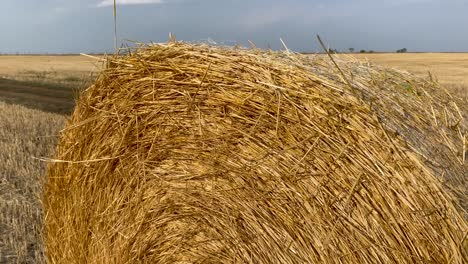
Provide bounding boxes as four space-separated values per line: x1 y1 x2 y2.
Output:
44 43 468 263
299 55 467 211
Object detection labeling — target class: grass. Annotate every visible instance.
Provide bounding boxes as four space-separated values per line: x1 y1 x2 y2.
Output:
0 101 66 263
17 70 96 87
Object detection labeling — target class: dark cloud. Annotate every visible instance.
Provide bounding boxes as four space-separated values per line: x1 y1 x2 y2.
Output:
0 0 467 53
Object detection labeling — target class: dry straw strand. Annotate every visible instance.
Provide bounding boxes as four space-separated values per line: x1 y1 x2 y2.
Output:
44 42 467 263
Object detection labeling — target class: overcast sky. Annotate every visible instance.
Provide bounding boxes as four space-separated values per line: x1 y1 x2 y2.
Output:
1 0 467 53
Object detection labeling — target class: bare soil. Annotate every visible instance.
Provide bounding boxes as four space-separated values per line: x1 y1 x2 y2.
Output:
0 78 77 114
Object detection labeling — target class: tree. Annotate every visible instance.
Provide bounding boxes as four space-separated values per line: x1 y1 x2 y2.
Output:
360 49 366 53
349 48 355 53
396 48 408 53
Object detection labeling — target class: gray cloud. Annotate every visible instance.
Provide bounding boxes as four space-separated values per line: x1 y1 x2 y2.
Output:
97 0 164 8
1 0 467 53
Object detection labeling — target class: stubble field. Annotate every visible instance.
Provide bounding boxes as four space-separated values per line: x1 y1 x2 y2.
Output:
351 52 468 99
0 53 466 262
0 55 99 263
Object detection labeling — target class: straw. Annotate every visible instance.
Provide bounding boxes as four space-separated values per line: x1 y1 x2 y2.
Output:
44 42 467 263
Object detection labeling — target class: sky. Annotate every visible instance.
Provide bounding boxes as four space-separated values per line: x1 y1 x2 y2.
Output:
0 0 467 54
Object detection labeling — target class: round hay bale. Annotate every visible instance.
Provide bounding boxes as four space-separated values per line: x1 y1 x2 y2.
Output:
44 43 467 263
302 55 468 211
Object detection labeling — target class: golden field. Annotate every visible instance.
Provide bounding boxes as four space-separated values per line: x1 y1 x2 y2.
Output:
0 55 100 77
1 53 467 95
350 53 468 98
0 56 99 115
1 53 467 87
2 53 468 83
350 53 468 85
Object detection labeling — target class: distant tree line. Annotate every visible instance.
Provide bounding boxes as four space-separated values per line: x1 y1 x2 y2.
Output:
342 47 408 53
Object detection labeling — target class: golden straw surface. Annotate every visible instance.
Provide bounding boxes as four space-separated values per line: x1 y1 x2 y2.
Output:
44 42 467 263
302 54 467 210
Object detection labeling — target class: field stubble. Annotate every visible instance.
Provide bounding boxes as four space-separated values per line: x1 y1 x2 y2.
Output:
0 102 65 263
0 55 98 262
350 53 468 100
0 55 100 115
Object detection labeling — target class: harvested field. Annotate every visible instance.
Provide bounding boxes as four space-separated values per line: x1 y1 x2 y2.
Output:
350 53 468 98
0 55 101 78
0 78 77 114
0 55 99 114
44 43 467 263
0 101 66 263
349 53 468 84
0 56 97 262
1 53 466 115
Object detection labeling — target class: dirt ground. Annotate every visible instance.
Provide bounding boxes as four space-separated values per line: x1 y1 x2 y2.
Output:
0 55 100 115
0 78 77 114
